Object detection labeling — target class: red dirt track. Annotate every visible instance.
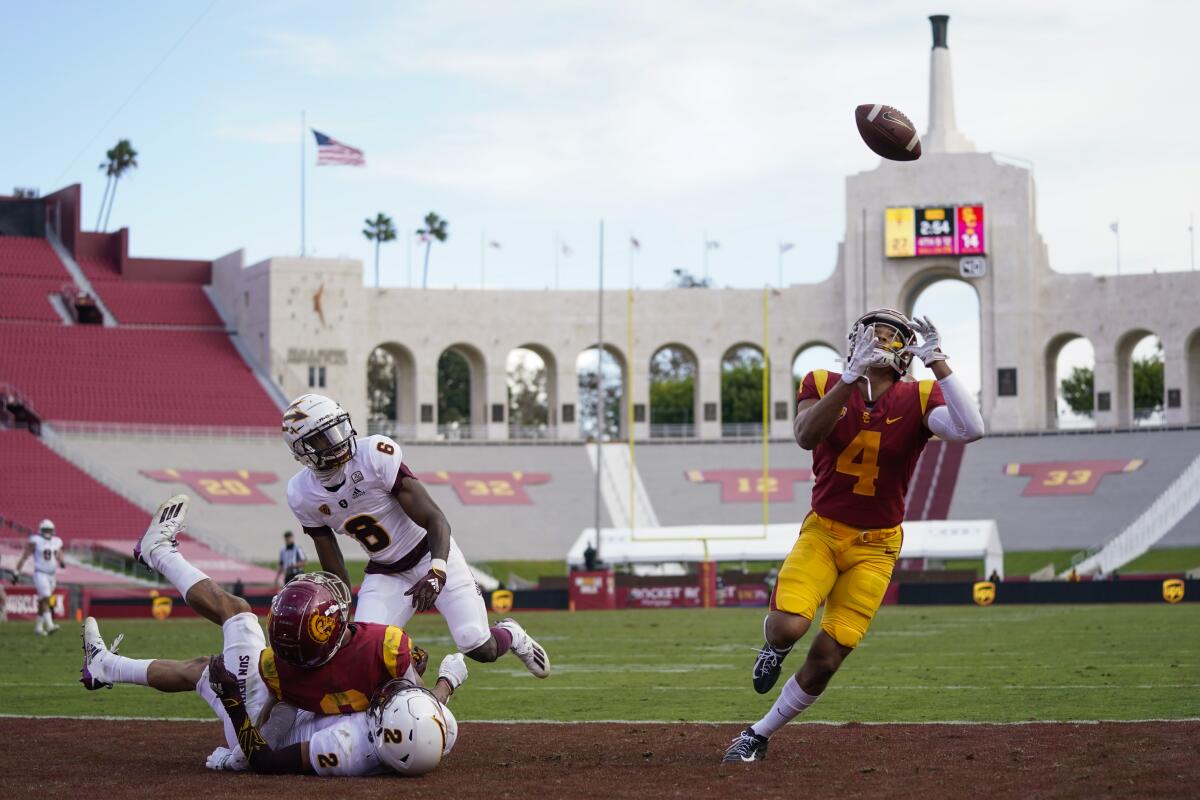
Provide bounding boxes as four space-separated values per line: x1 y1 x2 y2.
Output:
2 718 1196 799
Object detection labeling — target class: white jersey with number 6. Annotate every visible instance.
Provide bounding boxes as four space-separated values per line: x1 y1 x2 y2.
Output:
286 435 426 564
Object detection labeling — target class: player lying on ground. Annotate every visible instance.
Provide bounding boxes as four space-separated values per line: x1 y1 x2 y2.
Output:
13 519 65 635
282 394 549 677
81 493 463 773
207 658 461 776
724 310 985 763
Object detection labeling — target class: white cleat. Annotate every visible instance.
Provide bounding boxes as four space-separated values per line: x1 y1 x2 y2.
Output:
80 616 125 690
45 622 61 635
496 617 550 678
135 493 190 572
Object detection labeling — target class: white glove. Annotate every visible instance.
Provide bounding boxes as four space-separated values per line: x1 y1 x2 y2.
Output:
438 653 468 690
903 315 948 365
841 323 886 384
205 746 247 772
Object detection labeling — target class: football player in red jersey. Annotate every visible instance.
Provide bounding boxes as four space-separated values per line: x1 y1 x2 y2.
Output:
724 309 985 762
80 493 462 770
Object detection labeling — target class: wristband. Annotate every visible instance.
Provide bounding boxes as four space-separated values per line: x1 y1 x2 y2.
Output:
430 558 448 575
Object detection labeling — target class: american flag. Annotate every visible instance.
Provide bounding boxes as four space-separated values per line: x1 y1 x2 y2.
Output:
312 129 365 166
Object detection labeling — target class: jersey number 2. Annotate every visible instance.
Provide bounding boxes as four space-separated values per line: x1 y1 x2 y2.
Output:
836 430 881 496
345 514 391 553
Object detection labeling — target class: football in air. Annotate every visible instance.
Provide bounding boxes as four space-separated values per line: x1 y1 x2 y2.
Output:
855 104 921 161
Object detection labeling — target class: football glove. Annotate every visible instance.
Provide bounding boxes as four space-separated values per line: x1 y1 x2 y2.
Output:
438 653 468 690
842 323 887 384
404 566 447 612
206 746 247 772
903 315 948 365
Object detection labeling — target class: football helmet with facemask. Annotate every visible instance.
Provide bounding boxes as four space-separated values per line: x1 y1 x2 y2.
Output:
267 571 352 669
282 394 357 474
367 678 456 775
39 519 55 539
847 308 918 377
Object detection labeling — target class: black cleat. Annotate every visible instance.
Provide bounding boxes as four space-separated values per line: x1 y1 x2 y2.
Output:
751 642 790 694
722 727 769 763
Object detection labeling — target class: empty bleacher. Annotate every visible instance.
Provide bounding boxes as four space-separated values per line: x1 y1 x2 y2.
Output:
0 236 72 280
0 323 278 426
93 281 222 326
0 236 73 323
0 428 148 541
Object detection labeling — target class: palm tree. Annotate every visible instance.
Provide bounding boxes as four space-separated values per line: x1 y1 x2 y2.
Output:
416 211 449 289
97 139 138 232
362 213 397 288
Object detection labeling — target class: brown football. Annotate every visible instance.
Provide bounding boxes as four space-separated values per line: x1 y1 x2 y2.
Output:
855 104 921 161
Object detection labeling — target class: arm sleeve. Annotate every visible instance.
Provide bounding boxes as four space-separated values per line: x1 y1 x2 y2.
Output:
925 373 985 443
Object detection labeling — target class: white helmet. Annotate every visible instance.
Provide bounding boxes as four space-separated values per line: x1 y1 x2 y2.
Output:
282 394 357 471
848 308 917 376
39 519 55 539
367 679 452 775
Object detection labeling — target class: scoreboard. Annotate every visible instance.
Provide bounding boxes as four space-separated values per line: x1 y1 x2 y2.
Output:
885 205 985 258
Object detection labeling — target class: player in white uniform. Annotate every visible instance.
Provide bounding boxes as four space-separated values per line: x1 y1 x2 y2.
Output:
282 394 549 677
14 519 65 635
83 493 466 777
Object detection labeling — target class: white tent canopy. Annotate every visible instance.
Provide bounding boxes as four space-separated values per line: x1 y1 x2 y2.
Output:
568 519 1004 580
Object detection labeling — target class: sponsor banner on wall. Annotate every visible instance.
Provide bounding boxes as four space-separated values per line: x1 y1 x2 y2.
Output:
618 584 704 609
717 583 771 607
4 586 70 619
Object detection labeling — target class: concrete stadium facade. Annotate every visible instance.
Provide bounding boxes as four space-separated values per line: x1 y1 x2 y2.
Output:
209 16 1200 439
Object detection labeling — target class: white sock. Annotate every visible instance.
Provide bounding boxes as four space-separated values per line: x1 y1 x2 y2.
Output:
43 610 55 628
33 616 43 633
751 677 820 738
104 653 152 685
151 548 208 597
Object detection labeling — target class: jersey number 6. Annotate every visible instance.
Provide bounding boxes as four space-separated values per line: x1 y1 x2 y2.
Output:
344 514 391 553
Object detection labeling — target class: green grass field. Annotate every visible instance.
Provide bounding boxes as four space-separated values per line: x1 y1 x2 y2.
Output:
2 604 1197 723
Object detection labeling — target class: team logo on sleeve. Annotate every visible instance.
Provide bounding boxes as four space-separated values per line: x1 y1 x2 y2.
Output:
972 581 996 606
1163 579 1184 604
309 611 338 643
319 504 331 516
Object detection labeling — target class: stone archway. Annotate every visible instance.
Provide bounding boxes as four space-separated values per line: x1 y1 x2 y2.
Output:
366 342 417 435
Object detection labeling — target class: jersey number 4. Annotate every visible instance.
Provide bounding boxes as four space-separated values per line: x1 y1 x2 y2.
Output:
836 430 881 496
345 514 391 553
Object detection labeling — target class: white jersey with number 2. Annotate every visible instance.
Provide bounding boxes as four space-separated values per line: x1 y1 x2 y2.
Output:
286 435 426 564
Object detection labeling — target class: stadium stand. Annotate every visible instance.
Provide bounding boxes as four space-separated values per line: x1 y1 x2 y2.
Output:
0 538 143 586
0 428 148 541
1160 502 1200 547
948 429 1200 551
0 236 75 323
77 254 222 327
0 324 278 426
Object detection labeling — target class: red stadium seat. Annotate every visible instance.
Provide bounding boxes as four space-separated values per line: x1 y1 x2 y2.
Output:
0 429 148 541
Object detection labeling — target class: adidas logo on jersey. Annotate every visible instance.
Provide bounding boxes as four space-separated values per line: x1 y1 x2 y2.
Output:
351 487 365 499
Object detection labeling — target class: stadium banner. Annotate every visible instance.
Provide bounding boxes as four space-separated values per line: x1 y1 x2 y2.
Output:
898 578 1199 605
717 583 771 607
3 586 69 620
885 204 986 258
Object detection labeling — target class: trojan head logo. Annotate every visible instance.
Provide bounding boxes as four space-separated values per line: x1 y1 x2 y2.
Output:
309 610 338 644
150 590 174 620
972 581 996 606
1163 578 1185 604
491 589 514 614
318 504 331 516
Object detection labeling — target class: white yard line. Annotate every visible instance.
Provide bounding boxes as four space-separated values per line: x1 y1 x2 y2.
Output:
0 713 1196 725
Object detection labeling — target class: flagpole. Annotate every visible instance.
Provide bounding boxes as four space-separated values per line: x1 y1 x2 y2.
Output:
594 220 605 555
300 110 306 257
761 284 770 534
1189 213 1195 271
1115 220 1121 275
703 230 709 281
480 232 485 289
627 235 635 533
554 233 560 290
777 243 783 288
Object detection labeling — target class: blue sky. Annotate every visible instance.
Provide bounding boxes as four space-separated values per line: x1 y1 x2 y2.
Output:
4 0 1197 394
